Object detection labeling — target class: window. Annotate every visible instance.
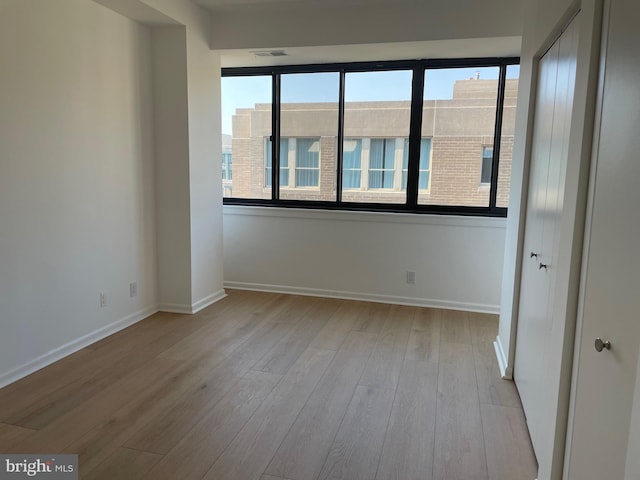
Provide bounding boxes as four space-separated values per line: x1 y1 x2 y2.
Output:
222 57 518 216
418 66 501 207
280 72 338 200
369 139 396 189
496 64 520 208
221 75 272 199
294 138 320 187
343 70 411 203
222 153 232 181
481 146 493 184
342 139 362 189
265 137 289 187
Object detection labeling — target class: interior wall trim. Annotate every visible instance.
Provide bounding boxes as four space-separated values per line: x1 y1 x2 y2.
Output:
224 281 500 314
494 335 513 379
158 289 227 315
0 305 159 389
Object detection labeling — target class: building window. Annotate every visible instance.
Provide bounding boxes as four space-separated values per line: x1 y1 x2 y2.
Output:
222 57 519 216
481 146 493 184
342 139 362 189
369 138 396 189
295 138 320 187
265 137 289 187
222 152 232 181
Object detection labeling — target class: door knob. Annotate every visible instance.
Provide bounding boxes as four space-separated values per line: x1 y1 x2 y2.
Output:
530 252 539 259
539 262 548 270
594 338 611 352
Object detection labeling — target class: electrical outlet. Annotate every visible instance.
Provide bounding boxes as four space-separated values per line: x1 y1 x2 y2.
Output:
100 291 107 308
130 281 137 298
406 271 416 284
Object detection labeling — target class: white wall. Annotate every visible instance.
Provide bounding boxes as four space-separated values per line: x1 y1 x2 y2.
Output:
135 0 225 311
209 0 523 49
97 0 226 313
151 26 193 310
185 29 224 310
213 0 521 314
0 0 157 385
224 207 506 313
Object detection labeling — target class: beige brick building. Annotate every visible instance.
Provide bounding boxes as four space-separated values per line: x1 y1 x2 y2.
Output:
226 78 517 207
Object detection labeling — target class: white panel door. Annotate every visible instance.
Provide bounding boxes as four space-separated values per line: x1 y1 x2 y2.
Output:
514 39 559 454
565 0 640 476
514 15 579 466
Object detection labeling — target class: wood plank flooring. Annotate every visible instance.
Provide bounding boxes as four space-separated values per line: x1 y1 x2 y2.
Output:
0 290 537 480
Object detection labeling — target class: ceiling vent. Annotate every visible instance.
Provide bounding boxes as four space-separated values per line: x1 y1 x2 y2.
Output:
250 50 288 57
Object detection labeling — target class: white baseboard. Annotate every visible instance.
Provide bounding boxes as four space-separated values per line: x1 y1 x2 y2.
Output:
0 305 158 389
494 335 513 379
158 289 227 315
157 303 193 314
224 281 500 314
191 289 227 314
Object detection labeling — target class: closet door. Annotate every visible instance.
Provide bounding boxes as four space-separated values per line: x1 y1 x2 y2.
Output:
514 14 579 469
513 39 559 454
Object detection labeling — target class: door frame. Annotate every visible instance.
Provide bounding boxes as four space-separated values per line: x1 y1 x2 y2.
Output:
562 0 640 476
562 0 610 473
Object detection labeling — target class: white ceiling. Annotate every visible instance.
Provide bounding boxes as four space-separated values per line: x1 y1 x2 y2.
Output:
198 0 522 68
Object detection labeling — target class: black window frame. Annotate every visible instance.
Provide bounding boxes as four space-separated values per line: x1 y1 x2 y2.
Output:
222 57 519 217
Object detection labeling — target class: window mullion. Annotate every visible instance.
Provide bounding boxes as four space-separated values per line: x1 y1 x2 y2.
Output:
406 66 425 208
336 70 345 204
272 73 281 200
489 64 507 209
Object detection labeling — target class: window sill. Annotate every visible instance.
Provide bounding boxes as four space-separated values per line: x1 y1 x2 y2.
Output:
223 204 507 228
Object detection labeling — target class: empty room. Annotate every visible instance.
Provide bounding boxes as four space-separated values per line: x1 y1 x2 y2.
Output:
0 0 638 479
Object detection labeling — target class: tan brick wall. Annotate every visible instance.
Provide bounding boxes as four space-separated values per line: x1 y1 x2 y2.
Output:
424 137 491 206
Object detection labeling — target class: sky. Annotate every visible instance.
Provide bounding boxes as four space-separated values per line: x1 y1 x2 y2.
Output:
221 65 520 135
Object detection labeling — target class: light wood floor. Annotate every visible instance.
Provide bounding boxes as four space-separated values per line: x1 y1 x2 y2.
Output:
0 290 537 480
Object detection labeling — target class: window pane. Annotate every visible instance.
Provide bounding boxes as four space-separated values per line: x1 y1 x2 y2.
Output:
265 138 289 187
343 139 362 169
295 138 320 186
280 72 339 200
369 139 396 189
221 76 272 199
481 146 493 184
419 138 432 190
343 139 362 189
497 65 519 207
419 67 499 206
222 153 232 181
342 70 412 204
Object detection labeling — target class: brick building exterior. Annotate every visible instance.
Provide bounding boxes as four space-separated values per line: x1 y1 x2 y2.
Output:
225 78 517 207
